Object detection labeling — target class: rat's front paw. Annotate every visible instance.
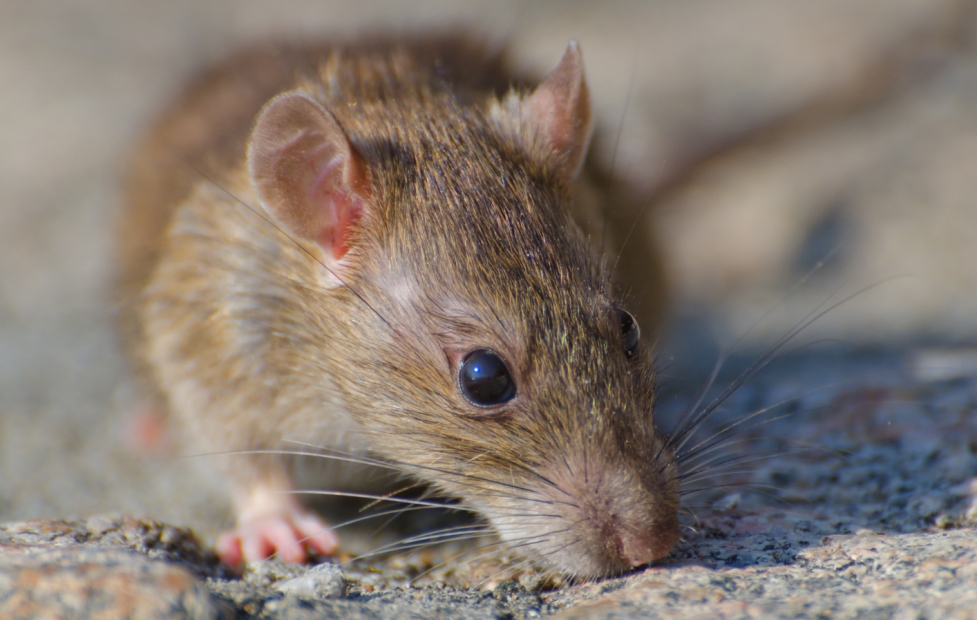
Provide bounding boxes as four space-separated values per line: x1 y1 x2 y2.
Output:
216 509 338 567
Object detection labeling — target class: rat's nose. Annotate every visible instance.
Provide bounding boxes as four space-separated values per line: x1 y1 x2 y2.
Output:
615 530 656 567
614 524 677 568
537 455 680 576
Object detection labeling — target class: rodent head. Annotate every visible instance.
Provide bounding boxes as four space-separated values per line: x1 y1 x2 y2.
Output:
247 41 679 579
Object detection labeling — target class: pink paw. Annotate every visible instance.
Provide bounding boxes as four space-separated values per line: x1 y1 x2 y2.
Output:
216 510 339 567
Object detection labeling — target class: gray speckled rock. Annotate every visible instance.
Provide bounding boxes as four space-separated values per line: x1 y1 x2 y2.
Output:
274 561 347 598
0 543 233 620
551 529 977 619
0 515 231 580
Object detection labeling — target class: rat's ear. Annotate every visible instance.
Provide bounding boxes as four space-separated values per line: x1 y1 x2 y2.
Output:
497 41 592 180
248 91 370 264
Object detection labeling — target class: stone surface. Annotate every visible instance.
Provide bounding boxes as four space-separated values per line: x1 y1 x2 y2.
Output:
274 562 347 598
551 530 977 619
0 543 231 620
0 516 231 580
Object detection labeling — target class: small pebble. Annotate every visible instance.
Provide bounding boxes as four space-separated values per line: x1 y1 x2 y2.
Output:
274 562 347 599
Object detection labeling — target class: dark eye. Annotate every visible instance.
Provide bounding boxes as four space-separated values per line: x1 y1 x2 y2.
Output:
618 309 640 358
459 350 516 406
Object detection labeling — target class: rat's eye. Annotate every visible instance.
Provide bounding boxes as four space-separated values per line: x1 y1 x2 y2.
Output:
618 309 640 358
460 350 515 406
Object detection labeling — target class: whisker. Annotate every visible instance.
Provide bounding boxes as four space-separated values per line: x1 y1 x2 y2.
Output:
295 491 558 521
408 540 509 585
675 409 815 474
286 490 476 512
471 549 547 591
186 447 560 509
732 484 795 507
611 158 666 278
350 532 496 562
679 467 772 488
429 525 578 589
218 443 573 511
263 504 455 563
680 448 806 484
669 279 894 460
599 44 639 259
666 255 884 453
360 482 426 513
665 354 725 452
206 448 558 513
407 531 557 585
363 526 496 556
331 505 442 531
678 442 772 480
675 379 851 466
680 482 792 504
283 440 573 504
368 484 435 537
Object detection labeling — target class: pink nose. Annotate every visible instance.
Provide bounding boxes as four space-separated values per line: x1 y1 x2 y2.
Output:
616 531 656 567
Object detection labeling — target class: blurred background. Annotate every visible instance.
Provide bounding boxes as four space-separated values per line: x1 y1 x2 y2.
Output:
2 0 976 538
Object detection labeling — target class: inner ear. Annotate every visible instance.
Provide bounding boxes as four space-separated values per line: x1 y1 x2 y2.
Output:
247 90 371 263
521 40 593 179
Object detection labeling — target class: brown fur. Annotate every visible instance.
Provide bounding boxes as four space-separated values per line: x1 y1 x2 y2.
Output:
116 34 676 578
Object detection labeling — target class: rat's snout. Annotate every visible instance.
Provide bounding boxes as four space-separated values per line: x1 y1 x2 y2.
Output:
615 523 675 568
586 473 679 571
613 525 661 568
505 452 679 578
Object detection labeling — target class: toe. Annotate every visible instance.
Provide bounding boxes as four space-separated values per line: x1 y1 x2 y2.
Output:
293 512 339 556
241 523 276 564
215 532 243 568
264 519 307 563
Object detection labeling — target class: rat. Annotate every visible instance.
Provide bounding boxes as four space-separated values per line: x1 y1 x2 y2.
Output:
115 34 678 579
